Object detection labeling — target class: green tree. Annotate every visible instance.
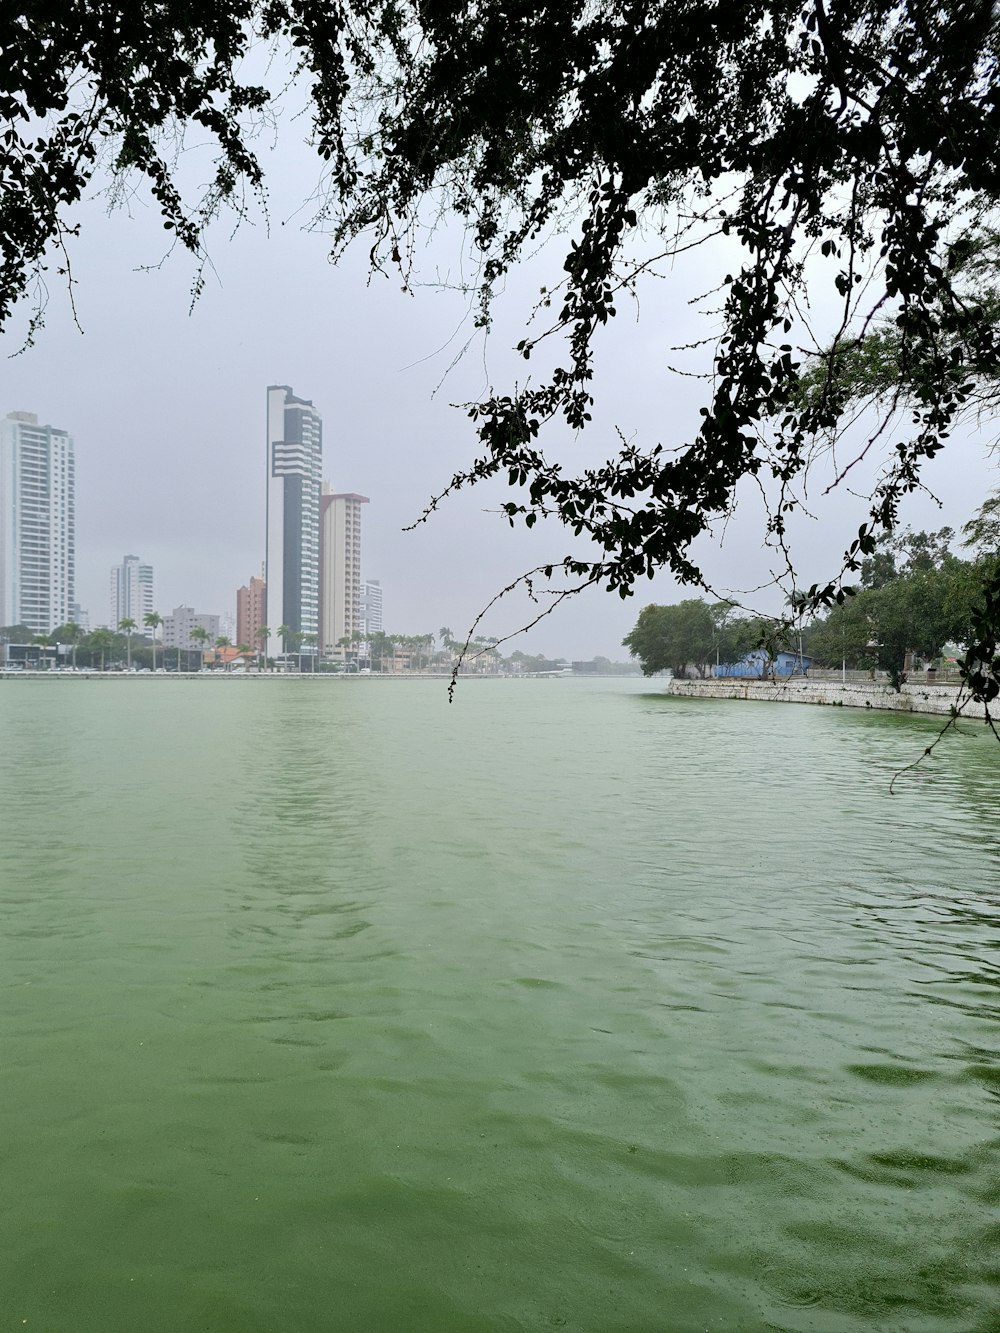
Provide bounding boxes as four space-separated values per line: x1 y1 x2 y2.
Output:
805 528 984 686
118 617 137 670
369 631 395 673
285 629 305 670
255 626 270 671
623 600 718 679
804 599 878 675
90 628 115 672
143 612 162 671
190 624 210 668
296 631 316 671
30 633 55 670
54 621 82 670
708 602 772 672
963 490 1000 569
214 635 231 668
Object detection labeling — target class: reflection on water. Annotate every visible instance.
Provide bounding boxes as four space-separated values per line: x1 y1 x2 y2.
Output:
230 689 376 960
0 678 997 1331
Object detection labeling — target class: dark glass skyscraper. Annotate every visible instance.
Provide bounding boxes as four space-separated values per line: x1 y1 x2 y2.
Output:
265 386 322 647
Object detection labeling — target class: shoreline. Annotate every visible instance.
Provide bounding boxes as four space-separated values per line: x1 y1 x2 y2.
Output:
0 670 604 683
665 676 988 720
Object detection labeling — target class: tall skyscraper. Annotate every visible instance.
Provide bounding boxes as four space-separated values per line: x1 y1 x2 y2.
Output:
319 486 369 655
236 573 266 649
265 386 322 648
0 411 75 634
110 554 154 628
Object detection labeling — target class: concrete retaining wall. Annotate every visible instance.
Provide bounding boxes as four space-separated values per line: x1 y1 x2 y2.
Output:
664 677 987 719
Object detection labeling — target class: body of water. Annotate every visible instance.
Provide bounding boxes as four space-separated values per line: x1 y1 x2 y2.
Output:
1 678 997 1331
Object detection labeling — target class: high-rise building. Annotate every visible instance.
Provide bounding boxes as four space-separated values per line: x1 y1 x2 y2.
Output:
110 554 153 628
360 579 383 638
236 573 266 650
265 385 322 650
162 605 220 652
319 486 369 656
0 411 75 634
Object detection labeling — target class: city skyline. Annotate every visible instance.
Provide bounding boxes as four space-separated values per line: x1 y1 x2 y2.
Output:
0 388 388 659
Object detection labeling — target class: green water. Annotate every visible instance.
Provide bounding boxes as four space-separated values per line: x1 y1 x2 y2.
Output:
1 678 998 1332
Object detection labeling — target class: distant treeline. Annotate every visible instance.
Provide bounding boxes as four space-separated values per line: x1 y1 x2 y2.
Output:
623 499 1000 689
0 622 639 675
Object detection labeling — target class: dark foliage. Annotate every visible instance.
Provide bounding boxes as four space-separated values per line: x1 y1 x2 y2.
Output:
3 1 1000 707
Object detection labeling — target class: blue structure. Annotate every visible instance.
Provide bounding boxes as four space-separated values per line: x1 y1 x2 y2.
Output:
712 649 810 679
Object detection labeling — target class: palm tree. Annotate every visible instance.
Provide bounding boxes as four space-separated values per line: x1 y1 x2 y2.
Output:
214 635 231 669
31 633 54 669
369 631 388 672
255 625 270 671
119 617 136 670
285 629 304 670
63 620 81 670
300 632 318 671
190 624 210 669
276 624 294 671
91 627 115 671
143 611 162 670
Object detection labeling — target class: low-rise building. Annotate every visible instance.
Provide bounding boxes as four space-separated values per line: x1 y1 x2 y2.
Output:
162 605 220 652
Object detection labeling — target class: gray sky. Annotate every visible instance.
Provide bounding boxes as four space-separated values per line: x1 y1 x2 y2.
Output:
2 130 997 658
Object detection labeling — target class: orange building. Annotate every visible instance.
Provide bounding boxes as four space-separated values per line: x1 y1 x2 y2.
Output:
236 574 266 649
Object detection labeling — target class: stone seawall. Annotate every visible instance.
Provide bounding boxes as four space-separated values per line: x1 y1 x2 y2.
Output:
665 677 987 719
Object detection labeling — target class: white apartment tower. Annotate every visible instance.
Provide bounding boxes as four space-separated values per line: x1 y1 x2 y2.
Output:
110 554 153 628
360 579 383 638
319 487 369 655
265 386 322 647
0 411 75 634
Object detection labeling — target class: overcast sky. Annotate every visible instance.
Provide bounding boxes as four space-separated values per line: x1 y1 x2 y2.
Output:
3 126 997 658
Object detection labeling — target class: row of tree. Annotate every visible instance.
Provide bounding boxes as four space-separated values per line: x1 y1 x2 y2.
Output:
0 618 474 674
0 618 237 672
2 617 639 676
624 504 1000 690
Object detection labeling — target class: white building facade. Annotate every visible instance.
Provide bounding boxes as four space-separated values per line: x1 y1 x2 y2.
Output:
162 606 220 652
265 385 322 650
0 411 75 634
110 554 153 628
360 579 383 638
319 487 369 656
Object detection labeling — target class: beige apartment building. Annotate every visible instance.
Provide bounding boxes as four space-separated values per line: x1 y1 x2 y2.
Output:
319 486 368 657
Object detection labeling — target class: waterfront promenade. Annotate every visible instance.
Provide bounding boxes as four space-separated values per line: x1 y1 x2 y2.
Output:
666 675 988 719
